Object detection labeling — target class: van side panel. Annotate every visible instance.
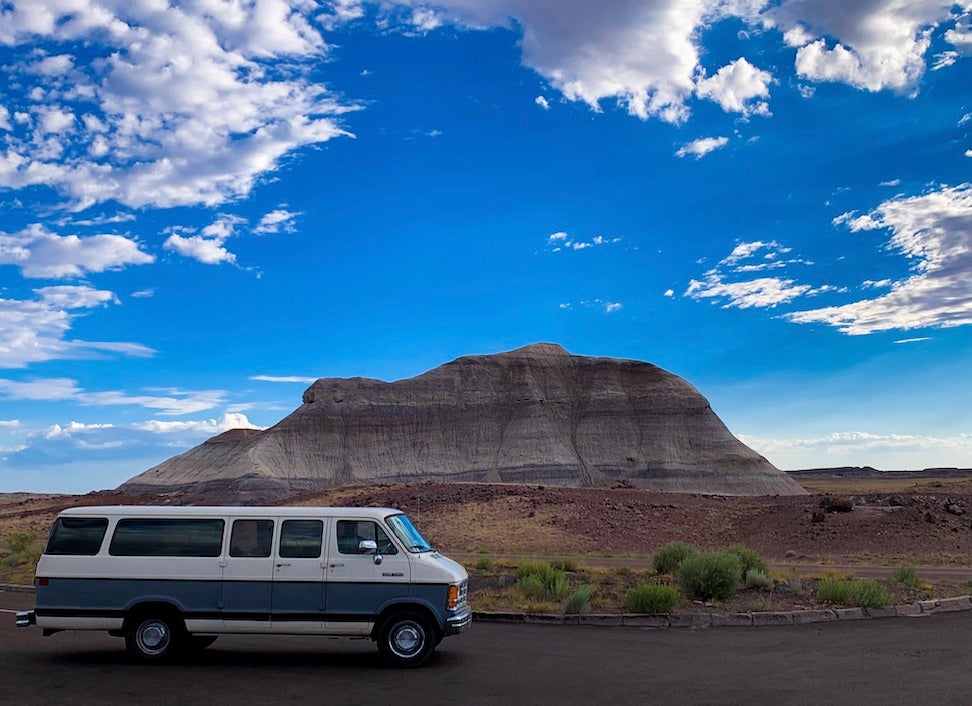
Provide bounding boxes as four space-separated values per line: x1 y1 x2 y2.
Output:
35 577 223 631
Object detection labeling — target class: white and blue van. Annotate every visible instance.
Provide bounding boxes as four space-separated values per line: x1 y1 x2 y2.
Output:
16 505 470 667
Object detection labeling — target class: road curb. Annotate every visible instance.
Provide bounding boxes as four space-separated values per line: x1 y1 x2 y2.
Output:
6 582 969 627
472 593 972 628
0 584 34 594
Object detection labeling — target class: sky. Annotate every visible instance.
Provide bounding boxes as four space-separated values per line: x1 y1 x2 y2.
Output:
1 0 971 493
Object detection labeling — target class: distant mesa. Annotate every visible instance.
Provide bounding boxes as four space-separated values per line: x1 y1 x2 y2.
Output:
121 343 807 498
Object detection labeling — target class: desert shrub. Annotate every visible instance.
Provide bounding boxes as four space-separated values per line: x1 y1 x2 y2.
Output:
565 585 594 615
475 556 495 570
551 559 578 572
678 549 743 601
615 565 632 577
817 578 889 608
724 544 769 576
624 583 679 613
891 566 919 589
652 541 698 575
515 562 568 601
1 531 42 583
745 568 774 591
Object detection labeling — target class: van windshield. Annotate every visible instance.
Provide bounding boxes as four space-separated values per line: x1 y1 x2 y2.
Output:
385 514 434 553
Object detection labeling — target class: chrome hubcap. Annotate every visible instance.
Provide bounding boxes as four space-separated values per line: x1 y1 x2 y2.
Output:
390 622 423 657
137 621 169 655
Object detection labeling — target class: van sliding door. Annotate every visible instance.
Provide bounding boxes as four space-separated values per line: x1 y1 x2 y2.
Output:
270 519 327 632
221 519 274 632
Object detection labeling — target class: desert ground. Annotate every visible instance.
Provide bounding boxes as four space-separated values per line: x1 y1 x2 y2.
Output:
2 472 971 613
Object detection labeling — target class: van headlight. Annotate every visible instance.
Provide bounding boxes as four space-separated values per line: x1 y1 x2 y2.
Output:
446 580 467 611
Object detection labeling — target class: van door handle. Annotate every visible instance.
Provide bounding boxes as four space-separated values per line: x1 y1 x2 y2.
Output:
329 563 345 569
275 563 291 568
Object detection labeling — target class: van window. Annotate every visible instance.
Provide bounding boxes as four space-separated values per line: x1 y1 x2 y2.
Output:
229 519 274 557
45 517 109 555
109 519 224 557
336 520 398 555
279 519 323 558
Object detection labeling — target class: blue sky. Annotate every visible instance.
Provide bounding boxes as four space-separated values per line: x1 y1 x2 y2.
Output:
1 1 971 493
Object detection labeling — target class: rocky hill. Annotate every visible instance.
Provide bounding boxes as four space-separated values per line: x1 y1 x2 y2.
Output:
121 343 806 497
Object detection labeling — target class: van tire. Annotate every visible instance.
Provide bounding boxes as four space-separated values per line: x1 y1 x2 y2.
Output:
377 611 436 668
125 613 185 663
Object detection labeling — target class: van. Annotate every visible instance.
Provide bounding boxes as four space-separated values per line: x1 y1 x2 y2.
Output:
16 505 470 667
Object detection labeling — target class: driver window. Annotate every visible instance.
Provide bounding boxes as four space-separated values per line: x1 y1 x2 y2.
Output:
336 520 398 555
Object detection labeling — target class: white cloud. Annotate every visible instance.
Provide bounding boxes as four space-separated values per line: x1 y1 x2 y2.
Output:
547 231 622 252
0 1 354 210
742 430 972 471
664 289 675 297
0 285 153 369
685 240 829 309
0 223 153 278
763 0 964 93
45 421 114 439
894 337 931 344
135 413 262 434
686 275 814 309
535 95 550 110
164 233 237 265
675 136 729 158
694 57 773 116
254 208 300 234
0 377 227 416
605 302 623 313
965 149 972 158
251 375 319 384
788 183 972 334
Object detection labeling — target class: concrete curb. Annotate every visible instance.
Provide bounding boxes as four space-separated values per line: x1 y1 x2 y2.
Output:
473 594 972 629
5 582 969 628
0 583 35 594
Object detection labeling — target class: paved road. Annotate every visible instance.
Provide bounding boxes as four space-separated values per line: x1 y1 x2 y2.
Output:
3 591 970 705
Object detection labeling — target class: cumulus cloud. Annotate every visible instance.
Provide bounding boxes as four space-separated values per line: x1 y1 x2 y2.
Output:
0 0 354 210
787 183 972 334
0 285 153 368
764 0 967 93
675 136 729 158
362 0 970 125
134 413 262 434
535 95 550 110
694 58 773 116
254 208 300 234
0 223 153 278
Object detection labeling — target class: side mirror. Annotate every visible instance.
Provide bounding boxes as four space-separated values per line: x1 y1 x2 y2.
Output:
358 539 383 565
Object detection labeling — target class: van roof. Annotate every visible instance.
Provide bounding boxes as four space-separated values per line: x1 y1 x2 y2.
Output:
57 505 403 518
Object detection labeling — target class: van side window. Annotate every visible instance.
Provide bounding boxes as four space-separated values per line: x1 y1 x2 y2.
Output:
279 520 323 558
109 519 224 557
229 520 274 558
336 520 398 555
45 517 109 555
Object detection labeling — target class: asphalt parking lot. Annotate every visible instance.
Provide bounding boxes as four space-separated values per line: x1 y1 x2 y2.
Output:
3 591 971 705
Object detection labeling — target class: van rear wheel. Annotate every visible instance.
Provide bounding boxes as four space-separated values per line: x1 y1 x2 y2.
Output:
377 611 436 668
125 613 184 662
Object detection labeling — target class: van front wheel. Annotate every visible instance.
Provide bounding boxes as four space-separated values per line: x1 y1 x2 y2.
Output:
125 614 183 662
377 611 436 667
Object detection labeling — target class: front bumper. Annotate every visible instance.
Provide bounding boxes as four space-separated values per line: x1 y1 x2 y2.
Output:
15 610 35 628
445 607 472 635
